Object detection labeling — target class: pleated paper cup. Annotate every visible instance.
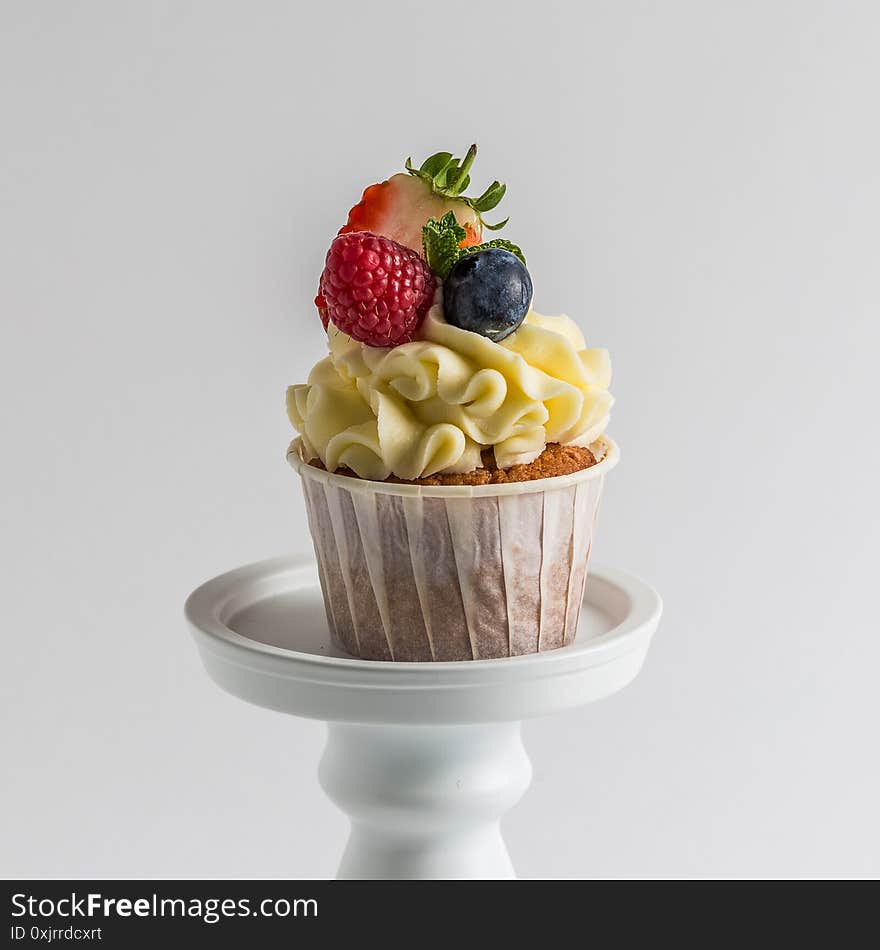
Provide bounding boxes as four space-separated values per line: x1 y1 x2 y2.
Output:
287 438 618 662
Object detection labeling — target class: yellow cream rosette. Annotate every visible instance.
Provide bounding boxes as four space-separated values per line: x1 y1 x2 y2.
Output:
287 292 612 481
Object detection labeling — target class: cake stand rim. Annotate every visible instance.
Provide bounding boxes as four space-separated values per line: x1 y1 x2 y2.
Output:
185 554 662 683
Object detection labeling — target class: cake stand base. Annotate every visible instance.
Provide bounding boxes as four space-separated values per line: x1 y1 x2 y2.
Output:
185 556 661 880
322 723 529 879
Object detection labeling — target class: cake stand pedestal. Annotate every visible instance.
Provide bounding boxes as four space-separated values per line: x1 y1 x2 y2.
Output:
185 556 661 880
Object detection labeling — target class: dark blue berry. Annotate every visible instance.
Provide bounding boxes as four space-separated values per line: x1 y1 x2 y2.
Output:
442 249 533 342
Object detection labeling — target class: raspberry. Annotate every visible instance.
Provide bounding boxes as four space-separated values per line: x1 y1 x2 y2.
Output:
317 232 435 347
314 289 330 330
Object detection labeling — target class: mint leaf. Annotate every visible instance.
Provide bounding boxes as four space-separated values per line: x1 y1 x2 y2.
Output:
423 212 527 279
422 212 467 278
459 239 526 267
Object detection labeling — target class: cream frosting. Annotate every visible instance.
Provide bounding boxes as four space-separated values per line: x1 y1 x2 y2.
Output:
287 291 613 481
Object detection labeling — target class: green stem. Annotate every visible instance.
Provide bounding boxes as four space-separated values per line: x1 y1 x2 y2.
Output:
449 144 477 195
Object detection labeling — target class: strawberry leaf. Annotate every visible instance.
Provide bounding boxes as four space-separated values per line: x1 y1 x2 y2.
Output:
471 181 506 213
419 151 453 179
406 145 508 229
434 158 458 189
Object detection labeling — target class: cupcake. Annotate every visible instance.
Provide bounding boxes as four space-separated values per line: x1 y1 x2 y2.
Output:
287 146 616 661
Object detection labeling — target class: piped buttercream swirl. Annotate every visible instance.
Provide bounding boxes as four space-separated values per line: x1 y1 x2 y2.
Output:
287 292 613 481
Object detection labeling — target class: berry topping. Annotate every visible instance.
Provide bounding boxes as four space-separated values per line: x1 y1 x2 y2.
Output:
314 288 330 330
317 232 436 347
443 248 533 343
338 145 508 255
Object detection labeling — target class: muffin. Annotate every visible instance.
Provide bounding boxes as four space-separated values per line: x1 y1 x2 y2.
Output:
287 145 616 661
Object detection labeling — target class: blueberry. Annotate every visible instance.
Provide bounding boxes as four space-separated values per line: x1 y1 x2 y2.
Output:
443 248 533 342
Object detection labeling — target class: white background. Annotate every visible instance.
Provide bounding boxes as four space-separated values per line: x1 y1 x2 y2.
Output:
2 1 878 879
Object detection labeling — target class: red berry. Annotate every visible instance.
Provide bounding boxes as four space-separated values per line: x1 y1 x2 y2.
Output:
316 232 435 347
340 174 482 254
315 289 330 330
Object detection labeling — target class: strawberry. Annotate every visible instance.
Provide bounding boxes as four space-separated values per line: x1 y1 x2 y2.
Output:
338 145 509 256
317 232 435 347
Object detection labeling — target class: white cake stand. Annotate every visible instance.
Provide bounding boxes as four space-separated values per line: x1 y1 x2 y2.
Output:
185 555 661 880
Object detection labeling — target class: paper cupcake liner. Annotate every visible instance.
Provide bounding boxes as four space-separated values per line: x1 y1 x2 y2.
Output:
289 439 617 662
